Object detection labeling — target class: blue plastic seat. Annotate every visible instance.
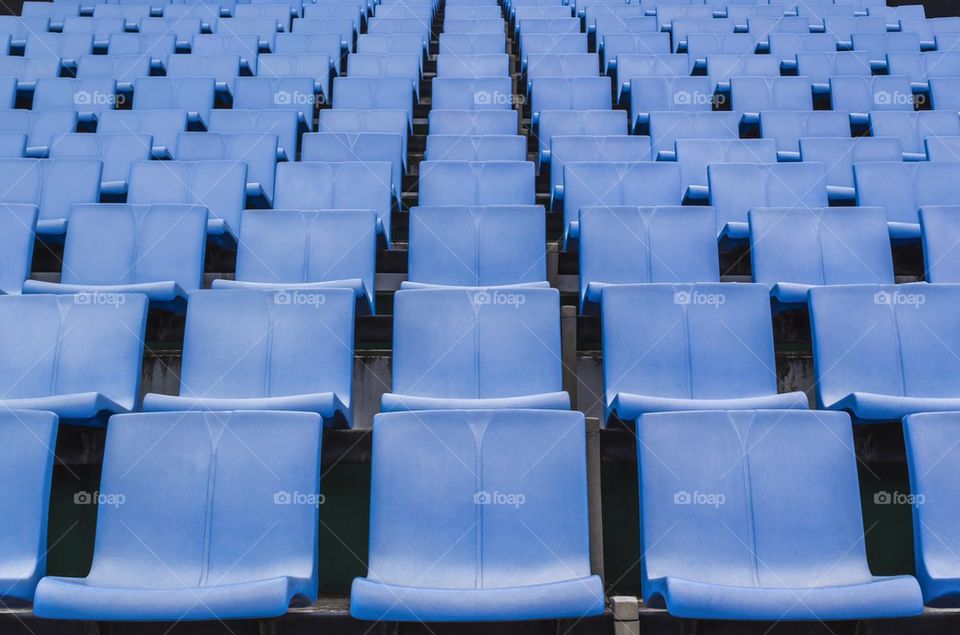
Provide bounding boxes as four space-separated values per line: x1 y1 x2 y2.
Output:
530 77 611 122
438 32 505 54
346 53 420 99
629 77 717 132
161 5 219 34
824 15 886 48
23 204 206 310
302 131 404 202
903 412 960 606
432 77 514 113
901 17 960 50
406 205 546 289
525 53 598 94
637 409 923 619
671 17 735 54
655 6 714 32
855 161 960 240
358 33 429 65
166 53 240 96
316 109 408 167
142 289 355 425
175 131 278 205
602 283 809 423
333 77 413 129
750 206 894 307
48 132 151 196
106 33 175 69
377 4 431 21
869 110 960 161
929 77 960 111
235 2 295 29
0 133 26 158
0 409 57 601
445 18 505 34
768 33 839 66
797 51 872 93
613 53 687 102
936 32 960 53
600 33 671 76
708 162 828 240
97 110 187 161
520 33 588 68
596 17 659 58
869 4 925 29
549 135 651 207
578 205 718 311
885 52 960 94
234 77 315 131
925 135 960 161
425 135 526 162
0 204 36 295
191 33 262 74
731 77 814 123
676 139 777 200
648 111 740 159
830 75 915 126
139 16 201 49
799 136 902 201
0 56 59 93
516 15 578 41
852 32 921 62
383 287 568 412
810 283 960 421
209 109 299 162
303 4 360 31
128 160 247 240
759 110 851 161
216 17 279 50
0 293 147 424
537 109 626 167
0 158 101 236
705 54 781 92
351 409 603 621
212 209 377 314
563 161 683 243
133 77 215 127
0 77 16 110
419 161 535 207
76 54 150 93
429 109 518 135
92 4 151 30
21 2 80 29
24 33 92 66
32 78 116 122
275 33 344 72
61 16 124 50
274 161 393 245
687 33 760 69
365 17 429 51
33 409 323 620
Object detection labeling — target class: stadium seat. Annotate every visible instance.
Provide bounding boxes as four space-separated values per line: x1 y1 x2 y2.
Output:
578 205 719 311
799 137 904 200
175 132 279 206
936 32 960 53
675 139 777 200
549 135 651 206
613 53 687 102
33 409 324 620
0 293 147 424
32 78 116 123
107 33 175 69
824 15 886 47
831 76 915 125
671 17 735 54
687 33 760 69
76 55 150 93
316 108 409 166
903 412 960 607
797 51 873 93
854 161 960 240
382 287 569 412
929 77 960 111
600 33 671 76
435 53 509 79
648 111 740 159
446 6 501 20
93 4 151 31
445 18 505 34
637 409 924 619
216 17 279 51
191 33 261 74
921 206 960 283
433 77 514 111
0 56 59 93
274 161 393 245
22 204 207 310
759 110 853 160
708 162 828 240
139 17 201 49
869 110 960 161
602 283 809 423
810 283 960 421
366 17 429 52
925 135 960 161
886 52 960 93
749 206 895 307
0 204 36 295
359 33 430 62
730 77 814 123
537 110 627 167
133 77 215 127
438 32 505 55
425 135 526 162
95 110 186 161
0 409 57 602
851 32 921 63
869 4 925 29
212 209 377 314
207 110 299 163
562 162 683 243
24 33 92 67
234 77 316 131
519 33 588 69
351 409 603 621
166 53 241 96
275 33 344 73
127 160 247 240
333 77 414 128
630 77 717 131
0 158 101 236
0 133 25 158
141 289 355 425
346 53 420 99
419 161 535 207
406 205 547 289
595 16 658 50
302 131 404 202
160 6 218 34
705 54 781 92
49 133 151 196
429 109 518 135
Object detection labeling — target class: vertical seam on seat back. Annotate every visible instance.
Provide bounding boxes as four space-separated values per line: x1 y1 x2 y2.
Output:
470 419 489 590
302 215 313 283
814 211 826 286
263 293 276 397
198 413 221 587
472 207 482 286
641 210 653 284
729 412 761 587
892 299 909 398
473 293 481 399
49 298 67 398
130 206 143 284
681 294 693 399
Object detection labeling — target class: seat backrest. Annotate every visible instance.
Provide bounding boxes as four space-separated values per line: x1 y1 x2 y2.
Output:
705 53 780 88
33 78 118 114
538 110 627 156
602 283 780 405
428 109 518 135
800 136 903 188
648 111 740 155
76 54 150 86
25 32 92 60
302 131 404 190
731 76 813 112
630 76 717 124
0 158 102 225
133 77 215 123
358 33 427 57
445 18 505 33
563 162 683 234
436 53 510 78
62 204 206 291
366 409 591 591
676 139 777 191
0 409 58 601
579 205 719 304
687 33 759 63
758 110 851 154
107 32 175 58
930 77 960 111
432 77 514 110
520 32 587 60
49 132 152 186
0 294 147 410
425 134 525 162
870 111 960 155
924 135 960 161
438 32 505 54
855 161 960 226
208 109 299 161
392 287 562 399
617 53 688 83
638 409 873 599
88 410 321 598
233 77 316 125
98 110 188 158
0 204 37 295
767 33 838 62
274 32 342 59
550 135 651 196
139 16 201 42
191 33 260 63
797 51 872 85
175 132 278 201
709 162 828 234
0 56 59 85
166 53 240 87
851 32 920 61
419 161 534 206
831 75 915 114
601 33 670 72
408 205 546 286
749 206 894 289
810 284 960 408
179 289 354 403
127 160 247 234
236 209 376 311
